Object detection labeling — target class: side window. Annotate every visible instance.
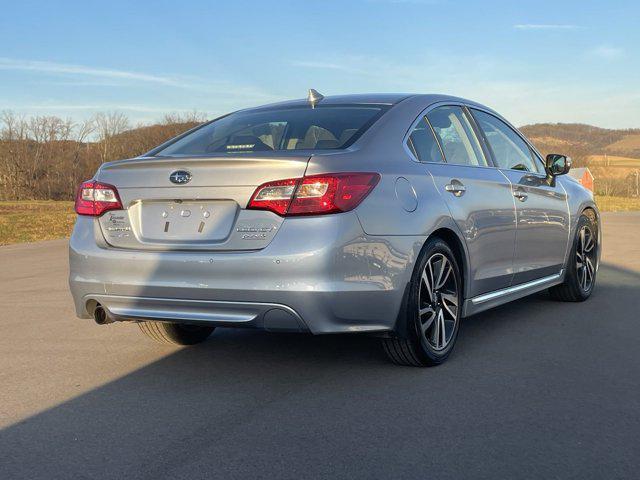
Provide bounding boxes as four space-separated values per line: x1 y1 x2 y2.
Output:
471 109 540 173
530 148 546 173
407 117 444 163
426 106 488 167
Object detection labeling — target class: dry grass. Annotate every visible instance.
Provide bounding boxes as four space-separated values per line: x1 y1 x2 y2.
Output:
588 154 640 168
0 197 638 246
595 195 640 212
0 201 75 246
604 133 640 155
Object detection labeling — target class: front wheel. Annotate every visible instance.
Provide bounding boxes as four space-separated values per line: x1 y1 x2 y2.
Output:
382 238 462 367
138 321 215 345
549 213 598 302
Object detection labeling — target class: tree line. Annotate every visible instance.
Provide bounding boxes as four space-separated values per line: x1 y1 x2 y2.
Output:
1 113 638 201
0 111 202 200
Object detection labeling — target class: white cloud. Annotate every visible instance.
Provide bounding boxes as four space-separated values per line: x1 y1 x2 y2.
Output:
514 24 581 30
589 45 625 60
0 57 283 121
0 57 190 87
0 57 279 99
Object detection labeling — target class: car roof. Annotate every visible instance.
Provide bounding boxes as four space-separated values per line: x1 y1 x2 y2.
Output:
248 94 412 111
247 93 489 111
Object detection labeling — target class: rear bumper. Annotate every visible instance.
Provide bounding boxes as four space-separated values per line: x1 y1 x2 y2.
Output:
69 213 423 334
87 294 310 332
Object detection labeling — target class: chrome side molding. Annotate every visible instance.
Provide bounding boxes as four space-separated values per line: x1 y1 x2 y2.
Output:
471 271 564 305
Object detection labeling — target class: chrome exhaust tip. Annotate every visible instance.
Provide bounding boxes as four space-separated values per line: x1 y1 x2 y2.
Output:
93 305 114 325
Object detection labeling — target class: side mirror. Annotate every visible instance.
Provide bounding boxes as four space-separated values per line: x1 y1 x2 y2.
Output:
546 154 571 177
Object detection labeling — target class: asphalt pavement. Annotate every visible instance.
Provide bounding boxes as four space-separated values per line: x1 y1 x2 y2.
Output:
1 212 639 479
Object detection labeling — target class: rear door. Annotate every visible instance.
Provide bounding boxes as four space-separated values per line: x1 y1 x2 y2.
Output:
469 109 570 284
415 105 517 297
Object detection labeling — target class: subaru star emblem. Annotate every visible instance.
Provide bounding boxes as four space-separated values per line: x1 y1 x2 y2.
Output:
169 170 192 185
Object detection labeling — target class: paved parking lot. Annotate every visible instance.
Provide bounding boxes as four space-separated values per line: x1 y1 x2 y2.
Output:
1 212 639 479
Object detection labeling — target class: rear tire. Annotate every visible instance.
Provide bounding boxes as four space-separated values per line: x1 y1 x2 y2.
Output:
382 238 462 367
138 321 214 345
549 214 598 302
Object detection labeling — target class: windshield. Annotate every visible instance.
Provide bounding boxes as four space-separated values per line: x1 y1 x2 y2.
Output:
155 105 388 156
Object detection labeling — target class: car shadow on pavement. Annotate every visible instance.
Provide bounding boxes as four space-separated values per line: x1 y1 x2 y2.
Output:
1 262 639 479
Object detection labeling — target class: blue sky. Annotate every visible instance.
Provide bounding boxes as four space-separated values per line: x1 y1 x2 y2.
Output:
1 0 638 128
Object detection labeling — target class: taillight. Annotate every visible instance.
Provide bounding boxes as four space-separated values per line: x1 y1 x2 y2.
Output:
74 180 123 216
247 173 380 216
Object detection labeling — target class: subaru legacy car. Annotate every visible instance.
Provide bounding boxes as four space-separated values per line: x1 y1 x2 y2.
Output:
69 91 600 366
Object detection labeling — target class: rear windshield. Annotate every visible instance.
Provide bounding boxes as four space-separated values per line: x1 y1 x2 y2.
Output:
155 105 389 156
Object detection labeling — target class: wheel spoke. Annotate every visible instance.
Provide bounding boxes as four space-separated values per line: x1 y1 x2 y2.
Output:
431 310 441 347
441 292 458 318
585 257 594 286
427 260 435 289
419 306 436 332
419 305 435 316
441 292 458 306
421 317 436 336
584 234 595 253
435 257 450 290
421 270 433 301
442 302 456 319
439 314 447 349
577 266 582 283
586 257 594 276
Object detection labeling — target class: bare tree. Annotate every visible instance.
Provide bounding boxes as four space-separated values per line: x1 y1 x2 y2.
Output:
94 112 130 163
0 110 201 200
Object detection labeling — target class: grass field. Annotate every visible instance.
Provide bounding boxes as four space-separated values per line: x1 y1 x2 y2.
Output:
0 201 75 246
594 195 640 212
588 154 640 168
0 197 638 246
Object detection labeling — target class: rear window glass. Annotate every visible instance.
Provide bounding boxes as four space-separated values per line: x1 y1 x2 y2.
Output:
155 105 388 156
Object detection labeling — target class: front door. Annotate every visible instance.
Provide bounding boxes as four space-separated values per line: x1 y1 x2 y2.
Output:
469 109 570 284
499 170 570 283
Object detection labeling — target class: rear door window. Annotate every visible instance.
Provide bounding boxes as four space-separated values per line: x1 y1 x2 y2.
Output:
471 109 541 173
426 106 489 167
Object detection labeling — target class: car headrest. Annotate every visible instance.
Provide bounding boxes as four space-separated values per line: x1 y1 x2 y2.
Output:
429 113 452 129
314 139 340 149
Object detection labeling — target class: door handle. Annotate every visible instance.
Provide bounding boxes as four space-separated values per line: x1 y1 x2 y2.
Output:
444 180 466 197
513 190 528 202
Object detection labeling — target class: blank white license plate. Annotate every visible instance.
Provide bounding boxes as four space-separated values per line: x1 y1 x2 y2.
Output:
138 200 238 243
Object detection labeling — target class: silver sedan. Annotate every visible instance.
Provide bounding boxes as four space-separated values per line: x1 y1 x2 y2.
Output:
69 91 600 366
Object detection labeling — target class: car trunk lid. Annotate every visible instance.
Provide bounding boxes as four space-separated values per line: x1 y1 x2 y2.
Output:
95 154 310 251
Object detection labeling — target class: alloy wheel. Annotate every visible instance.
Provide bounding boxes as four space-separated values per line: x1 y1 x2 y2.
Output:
576 225 596 292
418 253 459 351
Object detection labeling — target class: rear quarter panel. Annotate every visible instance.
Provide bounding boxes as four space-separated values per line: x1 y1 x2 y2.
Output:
305 95 471 296
306 95 458 237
